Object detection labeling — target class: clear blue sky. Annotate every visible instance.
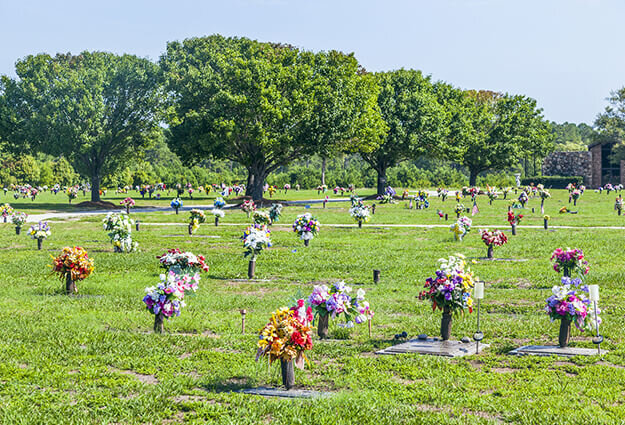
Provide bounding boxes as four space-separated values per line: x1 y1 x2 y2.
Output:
1 0 622 124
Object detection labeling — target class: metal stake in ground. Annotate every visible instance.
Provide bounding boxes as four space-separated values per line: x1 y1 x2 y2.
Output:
240 309 247 334
589 285 603 356
135 220 140 231
473 281 485 353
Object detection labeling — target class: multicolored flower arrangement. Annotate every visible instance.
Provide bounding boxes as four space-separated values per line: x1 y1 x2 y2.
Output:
0 203 13 218
545 277 600 331
66 187 78 203
349 201 371 223
538 185 551 200
29 221 51 240
486 186 498 202
256 302 313 369
242 224 272 258
157 248 210 275
189 209 206 234
454 203 465 216
419 255 476 314
571 189 581 204
214 197 226 209
507 211 523 225
253 210 272 225
50 246 95 282
269 203 283 223
308 282 371 327
550 248 589 277
120 197 135 213
437 188 448 201
102 212 138 253
450 216 472 241
559 206 570 214
170 198 183 212
292 213 320 242
143 271 187 319
241 200 256 217
518 191 528 207
479 229 507 248
11 212 28 228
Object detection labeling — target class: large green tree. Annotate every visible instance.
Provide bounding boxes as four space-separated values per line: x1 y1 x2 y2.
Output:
360 70 452 195
160 35 384 200
459 90 553 185
0 52 163 201
595 87 625 161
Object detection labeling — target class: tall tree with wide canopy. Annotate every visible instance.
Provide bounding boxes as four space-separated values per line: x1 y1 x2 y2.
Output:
595 87 625 160
0 52 163 202
360 70 450 195
160 35 384 200
460 90 553 185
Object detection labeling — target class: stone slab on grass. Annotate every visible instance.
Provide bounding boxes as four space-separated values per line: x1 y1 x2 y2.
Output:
236 387 330 399
376 338 489 357
508 345 605 357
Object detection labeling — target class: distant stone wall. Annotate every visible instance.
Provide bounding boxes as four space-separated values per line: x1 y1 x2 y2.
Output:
542 151 592 182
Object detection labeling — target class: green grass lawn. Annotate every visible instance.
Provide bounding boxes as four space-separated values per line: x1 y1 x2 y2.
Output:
1 188 625 424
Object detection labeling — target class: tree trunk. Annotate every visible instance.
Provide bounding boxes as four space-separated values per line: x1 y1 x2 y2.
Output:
245 167 267 202
376 166 387 196
321 157 327 186
91 175 101 202
469 170 479 186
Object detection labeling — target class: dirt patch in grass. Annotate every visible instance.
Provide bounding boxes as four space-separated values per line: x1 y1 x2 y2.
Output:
413 404 504 424
170 395 210 403
110 367 159 385
75 200 118 209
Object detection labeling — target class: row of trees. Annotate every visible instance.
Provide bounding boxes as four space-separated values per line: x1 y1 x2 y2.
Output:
0 35 554 201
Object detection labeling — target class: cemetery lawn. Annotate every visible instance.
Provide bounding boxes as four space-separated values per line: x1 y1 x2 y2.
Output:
1 189 625 424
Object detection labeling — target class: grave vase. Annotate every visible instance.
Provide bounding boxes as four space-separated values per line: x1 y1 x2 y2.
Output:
304 238 309 247
511 223 517 235
126 205 130 214
175 207 179 215
37 238 42 250
441 307 452 341
317 314 329 339
281 359 295 389
358 220 362 229
487 245 494 259
544 219 548 230
188 223 193 235
65 273 76 295
2 216 6 223
154 312 164 334
248 258 256 279
563 267 570 278
573 199 577 206
558 316 571 348
215 216 219 226
15 226 20 235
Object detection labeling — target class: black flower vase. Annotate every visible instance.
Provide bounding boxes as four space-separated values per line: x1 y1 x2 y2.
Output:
304 239 309 247
37 239 42 250
65 273 76 295
487 245 494 259
15 226 20 235
441 306 452 341
358 220 362 229
281 360 295 389
317 314 329 339
563 267 570 278
559 317 571 348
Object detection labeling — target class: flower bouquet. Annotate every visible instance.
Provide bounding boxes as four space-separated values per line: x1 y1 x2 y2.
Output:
486 186 498 204
120 197 135 214
241 200 256 218
571 189 581 206
349 201 370 228
171 198 183 214
157 248 209 274
450 216 472 241
545 277 600 347
66 187 78 204
437 188 448 202
507 211 523 235
253 210 272 226
454 203 465 218
479 229 507 259
308 282 370 339
188 209 206 235
293 213 320 246
29 221 51 250
214 197 226 209
605 183 614 194
284 183 291 193
501 187 511 200
419 255 476 340
50 246 94 294
616 196 624 215
102 212 138 253
269 203 283 223
143 271 188 333
256 302 313 388
242 224 272 278
518 191 528 207
543 215 550 229
0 203 13 222
550 248 589 278
11 212 27 234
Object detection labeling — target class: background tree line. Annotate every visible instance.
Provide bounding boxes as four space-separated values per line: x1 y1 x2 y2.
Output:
3 34 617 199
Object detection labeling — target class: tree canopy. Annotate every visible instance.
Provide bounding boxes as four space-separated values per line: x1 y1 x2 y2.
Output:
0 52 163 201
458 90 553 185
160 35 385 200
